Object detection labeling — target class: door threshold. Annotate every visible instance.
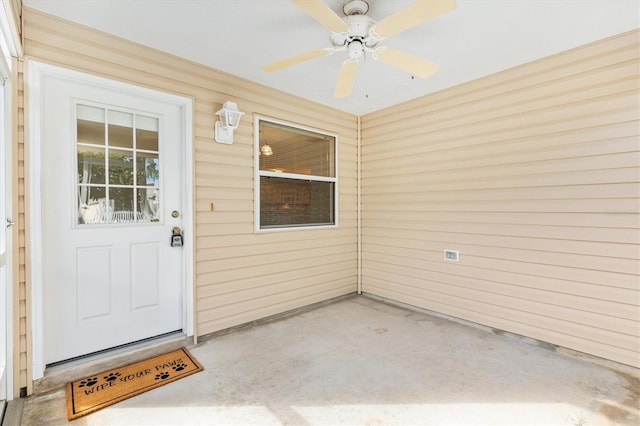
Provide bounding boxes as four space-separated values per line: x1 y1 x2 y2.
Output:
34 332 191 395
46 331 183 369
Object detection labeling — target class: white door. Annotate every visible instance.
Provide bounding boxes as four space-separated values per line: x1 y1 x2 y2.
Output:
41 75 185 364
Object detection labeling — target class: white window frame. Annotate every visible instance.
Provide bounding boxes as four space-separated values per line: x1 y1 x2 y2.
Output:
254 116 338 232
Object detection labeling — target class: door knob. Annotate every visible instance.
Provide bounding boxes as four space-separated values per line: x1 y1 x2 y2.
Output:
6 218 15 228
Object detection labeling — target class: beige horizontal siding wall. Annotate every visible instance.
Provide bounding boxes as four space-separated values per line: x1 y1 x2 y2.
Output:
361 30 640 368
14 59 30 395
20 7 358 388
5 0 28 396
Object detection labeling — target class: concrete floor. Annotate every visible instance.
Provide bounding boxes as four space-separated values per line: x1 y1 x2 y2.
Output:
10 295 640 425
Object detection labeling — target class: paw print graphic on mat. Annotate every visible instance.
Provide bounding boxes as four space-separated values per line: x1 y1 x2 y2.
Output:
172 363 188 372
78 377 98 387
103 372 121 382
155 372 170 380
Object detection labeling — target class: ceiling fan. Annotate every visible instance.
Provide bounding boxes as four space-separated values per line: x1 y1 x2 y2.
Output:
263 0 457 98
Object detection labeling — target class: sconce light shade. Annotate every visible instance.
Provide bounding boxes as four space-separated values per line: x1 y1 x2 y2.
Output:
214 101 245 144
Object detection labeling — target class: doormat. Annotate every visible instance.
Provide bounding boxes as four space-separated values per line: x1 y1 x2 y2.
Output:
66 347 203 420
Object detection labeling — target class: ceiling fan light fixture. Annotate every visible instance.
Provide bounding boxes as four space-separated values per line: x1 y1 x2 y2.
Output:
348 40 364 61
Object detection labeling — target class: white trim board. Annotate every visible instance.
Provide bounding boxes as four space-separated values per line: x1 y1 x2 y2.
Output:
0 48 13 402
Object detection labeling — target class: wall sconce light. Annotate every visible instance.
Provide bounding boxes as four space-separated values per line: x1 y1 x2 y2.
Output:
260 143 273 156
214 101 245 144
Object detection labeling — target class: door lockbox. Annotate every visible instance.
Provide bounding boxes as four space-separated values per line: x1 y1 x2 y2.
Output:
171 226 183 247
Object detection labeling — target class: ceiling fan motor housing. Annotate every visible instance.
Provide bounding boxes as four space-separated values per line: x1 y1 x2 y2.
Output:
330 14 377 51
345 15 374 39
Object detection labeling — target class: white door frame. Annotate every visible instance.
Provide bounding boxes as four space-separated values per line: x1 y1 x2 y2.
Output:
27 61 194 380
0 47 13 403
1 0 22 403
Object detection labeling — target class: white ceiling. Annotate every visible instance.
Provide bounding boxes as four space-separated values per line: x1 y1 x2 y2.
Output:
23 0 640 115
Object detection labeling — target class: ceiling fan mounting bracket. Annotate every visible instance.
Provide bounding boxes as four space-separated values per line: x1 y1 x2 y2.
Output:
343 0 369 16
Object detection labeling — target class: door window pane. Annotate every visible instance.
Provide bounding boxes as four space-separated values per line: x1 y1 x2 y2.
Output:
138 188 160 222
137 153 159 186
136 115 159 151
78 186 108 224
77 105 105 146
110 187 136 222
77 145 105 185
76 104 160 225
108 150 134 185
108 110 134 149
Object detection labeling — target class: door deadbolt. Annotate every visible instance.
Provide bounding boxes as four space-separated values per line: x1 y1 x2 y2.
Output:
171 210 180 218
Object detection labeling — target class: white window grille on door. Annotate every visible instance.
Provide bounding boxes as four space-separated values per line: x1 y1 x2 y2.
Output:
76 104 161 225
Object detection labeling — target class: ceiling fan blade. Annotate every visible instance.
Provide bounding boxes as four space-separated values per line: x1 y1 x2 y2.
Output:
291 0 348 33
334 60 358 98
375 47 439 79
263 48 330 72
374 0 456 38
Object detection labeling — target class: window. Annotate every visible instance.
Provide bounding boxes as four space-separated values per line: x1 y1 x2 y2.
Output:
76 104 160 225
255 118 337 230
